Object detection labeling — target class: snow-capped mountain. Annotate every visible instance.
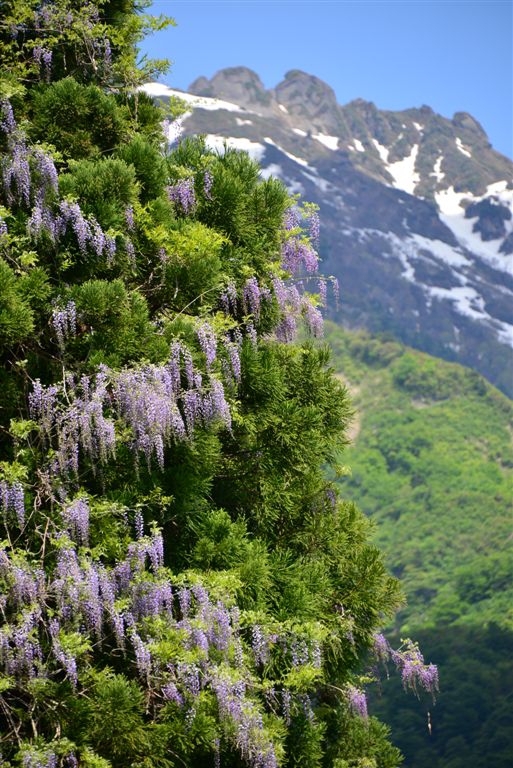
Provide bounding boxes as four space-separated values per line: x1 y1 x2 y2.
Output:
144 68 513 396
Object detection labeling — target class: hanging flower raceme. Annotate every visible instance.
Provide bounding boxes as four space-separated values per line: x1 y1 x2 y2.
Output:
203 169 214 199
28 338 233 477
32 45 53 80
196 320 217 369
0 480 25 528
281 203 320 276
167 178 196 215
372 633 439 698
1 99 117 262
1 100 57 210
29 366 116 476
52 300 77 350
346 685 368 719
62 497 90 546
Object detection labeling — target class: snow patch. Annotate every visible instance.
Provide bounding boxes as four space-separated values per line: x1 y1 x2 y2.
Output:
435 184 513 276
388 145 420 195
266 140 310 168
279 103 288 113
408 233 470 269
488 180 510 195
281 149 310 167
455 137 472 158
293 128 308 137
260 164 282 180
372 140 420 194
435 186 471 216
353 138 365 152
302 170 331 192
372 139 390 163
413 122 424 132
496 321 513 347
430 156 445 183
378 230 513 346
284 179 305 195
141 83 248 114
429 285 513 346
236 117 253 126
204 135 265 162
313 133 339 151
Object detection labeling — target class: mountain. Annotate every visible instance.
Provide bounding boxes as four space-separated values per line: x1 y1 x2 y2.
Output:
144 68 513 397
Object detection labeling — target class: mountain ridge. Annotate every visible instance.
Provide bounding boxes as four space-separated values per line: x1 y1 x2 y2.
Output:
143 68 513 396
188 66 510 197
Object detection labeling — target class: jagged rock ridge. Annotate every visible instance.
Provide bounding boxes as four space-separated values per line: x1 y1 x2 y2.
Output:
144 68 513 396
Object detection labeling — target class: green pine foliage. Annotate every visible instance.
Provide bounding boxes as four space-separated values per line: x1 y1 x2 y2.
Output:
0 3 420 767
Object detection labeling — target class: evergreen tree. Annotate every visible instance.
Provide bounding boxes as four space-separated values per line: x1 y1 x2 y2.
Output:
0 2 436 765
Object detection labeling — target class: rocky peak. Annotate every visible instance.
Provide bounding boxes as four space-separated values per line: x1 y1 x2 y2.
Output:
188 66 273 111
452 111 488 139
274 69 341 132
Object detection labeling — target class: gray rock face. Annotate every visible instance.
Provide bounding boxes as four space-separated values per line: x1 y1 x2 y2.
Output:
146 68 513 397
189 66 274 113
274 70 341 131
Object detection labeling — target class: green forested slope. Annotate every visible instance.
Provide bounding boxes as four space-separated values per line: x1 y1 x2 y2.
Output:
325 323 513 767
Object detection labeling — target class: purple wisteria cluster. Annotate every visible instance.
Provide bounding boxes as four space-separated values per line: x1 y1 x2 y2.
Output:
203 169 214 200
167 178 196 215
1 101 58 210
281 237 318 275
0 519 321 768
29 366 116 476
272 277 323 341
373 633 439 697
52 300 77 349
219 273 323 344
221 336 242 384
61 497 90 546
220 277 272 323
30 1 112 80
220 280 238 315
20 747 78 768
0 527 166 684
243 276 269 321
211 674 278 768
281 204 319 276
32 45 53 81
196 320 217 369
0 480 25 528
1 105 32 208
1 99 117 262
114 342 231 469
28 197 117 261
346 685 368 719
20 747 68 768
317 276 340 310
29 342 232 476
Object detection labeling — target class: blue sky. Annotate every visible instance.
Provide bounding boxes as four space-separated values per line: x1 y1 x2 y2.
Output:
141 1 512 160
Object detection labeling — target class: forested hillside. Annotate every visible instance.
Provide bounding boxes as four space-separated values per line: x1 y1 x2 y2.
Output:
0 1 439 766
325 323 513 767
